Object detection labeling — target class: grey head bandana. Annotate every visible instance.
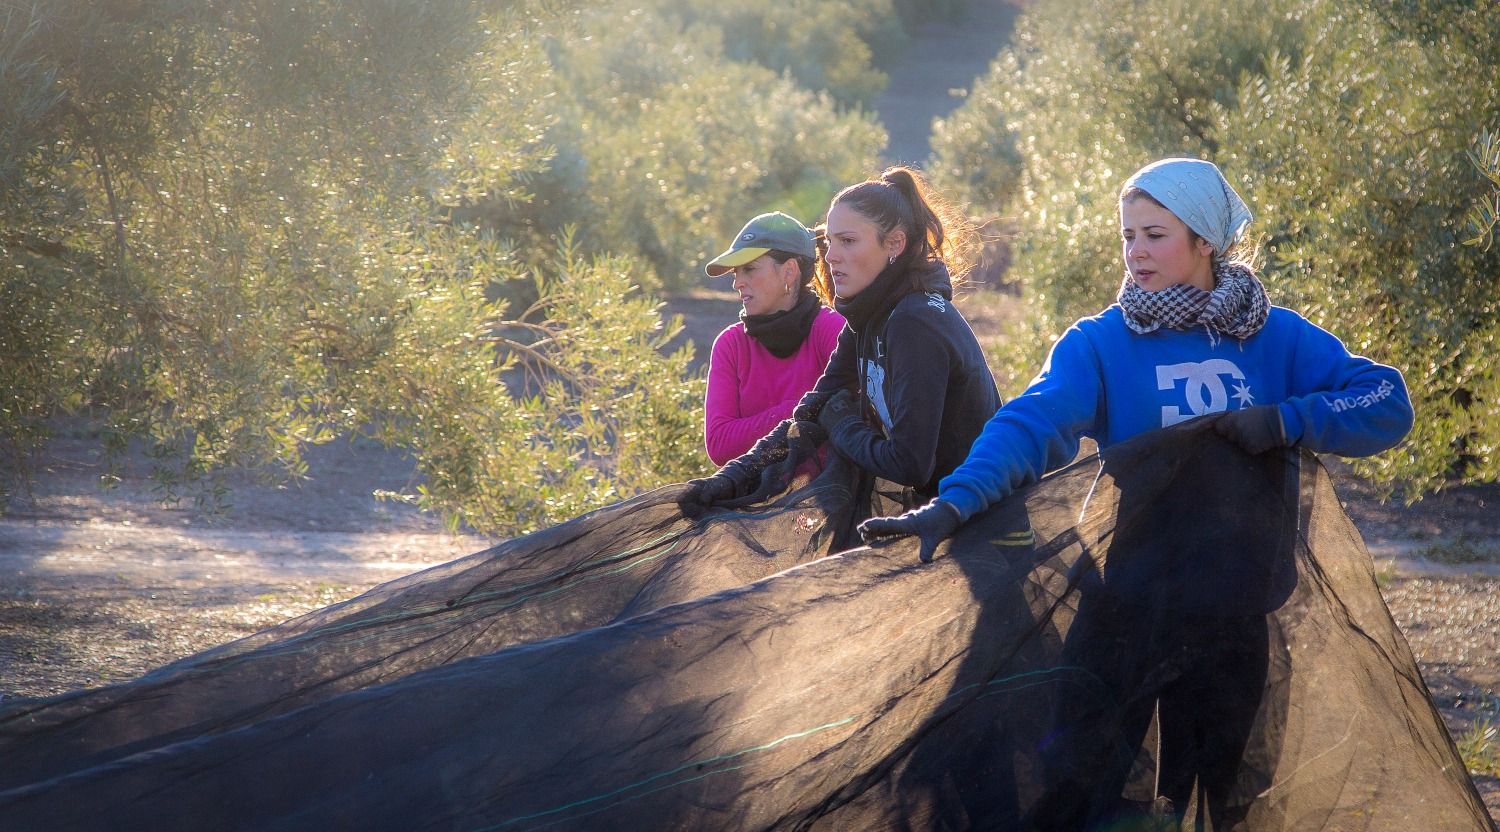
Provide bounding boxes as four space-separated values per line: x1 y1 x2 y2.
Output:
1121 158 1252 257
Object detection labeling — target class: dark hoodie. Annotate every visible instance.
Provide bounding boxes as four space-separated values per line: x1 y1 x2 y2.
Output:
803 258 1001 497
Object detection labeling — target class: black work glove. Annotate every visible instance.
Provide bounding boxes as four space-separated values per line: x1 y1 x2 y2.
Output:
682 420 802 514
732 419 831 503
682 474 739 507
858 498 964 564
718 419 791 492
816 388 860 436
784 419 828 461
1212 405 1288 455
791 389 835 423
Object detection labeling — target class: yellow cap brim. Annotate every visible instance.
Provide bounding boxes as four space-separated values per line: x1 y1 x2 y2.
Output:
704 246 769 277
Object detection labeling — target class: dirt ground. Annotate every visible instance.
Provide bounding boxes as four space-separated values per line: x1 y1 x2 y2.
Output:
875 0 1020 166
2 287 1497 821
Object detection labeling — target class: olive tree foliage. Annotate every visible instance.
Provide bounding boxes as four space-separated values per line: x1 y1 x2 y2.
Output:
642 0 978 106
1378 6 1500 255
358 232 703 533
0 0 706 533
1465 129 1500 250
646 0 907 108
931 0 1500 496
485 1 888 289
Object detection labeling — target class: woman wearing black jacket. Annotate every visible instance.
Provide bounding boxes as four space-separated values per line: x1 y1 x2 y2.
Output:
688 166 999 507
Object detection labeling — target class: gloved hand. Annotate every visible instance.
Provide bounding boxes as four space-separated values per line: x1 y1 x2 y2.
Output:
791 389 835 423
684 421 792 513
1212 405 1287 455
816 388 860 436
858 498 964 564
682 474 739 507
784 419 828 459
742 419 830 501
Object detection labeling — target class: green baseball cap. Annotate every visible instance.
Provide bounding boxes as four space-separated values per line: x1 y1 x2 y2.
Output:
704 211 817 277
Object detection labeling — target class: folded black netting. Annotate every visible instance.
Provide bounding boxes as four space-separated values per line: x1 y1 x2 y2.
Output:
0 454 861 790
0 425 1491 831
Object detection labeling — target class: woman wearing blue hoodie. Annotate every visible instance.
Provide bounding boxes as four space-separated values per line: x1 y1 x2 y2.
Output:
860 157 1415 828
863 156 1412 555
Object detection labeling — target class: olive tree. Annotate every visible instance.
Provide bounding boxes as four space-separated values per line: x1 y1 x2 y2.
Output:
0 0 705 533
931 0 1500 496
488 3 888 289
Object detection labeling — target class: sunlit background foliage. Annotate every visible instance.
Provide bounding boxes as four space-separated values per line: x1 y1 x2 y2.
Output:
482 2 886 289
933 0 1500 498
3 0 1497 534
0 0 904 533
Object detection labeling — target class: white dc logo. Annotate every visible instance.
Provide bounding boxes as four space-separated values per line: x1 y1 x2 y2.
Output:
1155 359 1253 426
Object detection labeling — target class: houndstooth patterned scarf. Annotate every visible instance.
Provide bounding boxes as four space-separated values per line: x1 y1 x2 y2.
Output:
1117 261 1270 341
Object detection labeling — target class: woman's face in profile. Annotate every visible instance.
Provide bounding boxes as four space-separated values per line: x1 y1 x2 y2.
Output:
731 255 797 317
1120 197 1215 293
825 203 901 299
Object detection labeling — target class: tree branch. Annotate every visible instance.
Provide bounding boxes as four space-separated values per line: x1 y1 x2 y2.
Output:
54 100 130 264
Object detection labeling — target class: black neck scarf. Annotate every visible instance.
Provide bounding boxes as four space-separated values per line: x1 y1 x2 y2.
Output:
742 291 822 358
834 258 915 334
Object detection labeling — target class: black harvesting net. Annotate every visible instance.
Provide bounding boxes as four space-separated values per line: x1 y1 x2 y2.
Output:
0 423 1491 831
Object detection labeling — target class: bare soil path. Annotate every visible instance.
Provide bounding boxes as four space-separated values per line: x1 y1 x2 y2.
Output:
0 433 485 695
875 0 1020 165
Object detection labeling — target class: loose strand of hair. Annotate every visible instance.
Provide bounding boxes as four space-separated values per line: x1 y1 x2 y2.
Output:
810 225 835 306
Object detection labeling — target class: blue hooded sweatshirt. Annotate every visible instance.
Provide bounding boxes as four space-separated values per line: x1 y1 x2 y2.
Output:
937 305 1414 521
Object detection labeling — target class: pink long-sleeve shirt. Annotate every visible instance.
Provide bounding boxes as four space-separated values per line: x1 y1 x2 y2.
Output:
704 306 845 465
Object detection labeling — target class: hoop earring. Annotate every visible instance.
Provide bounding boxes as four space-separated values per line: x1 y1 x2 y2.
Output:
888 255 895 265
784 282 792 296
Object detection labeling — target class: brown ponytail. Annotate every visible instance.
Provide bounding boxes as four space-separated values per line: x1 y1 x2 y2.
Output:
881 166 945 264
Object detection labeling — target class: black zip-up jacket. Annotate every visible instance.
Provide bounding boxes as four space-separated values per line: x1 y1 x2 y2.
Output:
803 260 1001 497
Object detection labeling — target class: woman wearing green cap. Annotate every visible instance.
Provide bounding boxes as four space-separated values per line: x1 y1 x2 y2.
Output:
700 211 845 466
687 167 1001 509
